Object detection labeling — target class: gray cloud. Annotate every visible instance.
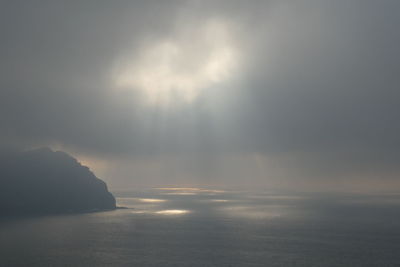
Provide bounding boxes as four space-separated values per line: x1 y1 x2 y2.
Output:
1 0 399 190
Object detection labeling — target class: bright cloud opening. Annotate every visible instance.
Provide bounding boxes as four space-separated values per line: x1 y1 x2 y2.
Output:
113 19 238 107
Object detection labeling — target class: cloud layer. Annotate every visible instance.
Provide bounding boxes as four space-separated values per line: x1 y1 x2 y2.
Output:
1 1 400 190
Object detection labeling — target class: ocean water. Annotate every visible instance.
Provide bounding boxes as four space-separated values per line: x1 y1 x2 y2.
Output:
1 188 400 266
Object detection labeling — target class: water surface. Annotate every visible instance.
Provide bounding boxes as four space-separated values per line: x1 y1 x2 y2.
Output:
1 188 400 266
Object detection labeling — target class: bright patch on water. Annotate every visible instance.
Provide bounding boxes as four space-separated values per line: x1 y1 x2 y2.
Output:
163 192 197 195
136 198 166 203
157 187 225 196
155 209 190 215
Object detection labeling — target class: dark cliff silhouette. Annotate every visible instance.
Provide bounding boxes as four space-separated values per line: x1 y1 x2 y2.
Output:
0 147 116 216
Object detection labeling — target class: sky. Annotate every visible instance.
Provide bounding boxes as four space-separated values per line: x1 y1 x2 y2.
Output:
1 0 399 191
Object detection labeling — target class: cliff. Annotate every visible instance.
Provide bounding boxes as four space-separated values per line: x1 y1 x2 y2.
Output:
0 147 116 216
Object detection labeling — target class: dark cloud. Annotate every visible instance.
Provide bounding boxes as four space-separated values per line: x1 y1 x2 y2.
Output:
232 0 400 175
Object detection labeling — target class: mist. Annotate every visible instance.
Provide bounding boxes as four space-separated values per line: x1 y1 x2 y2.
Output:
1 0 400 191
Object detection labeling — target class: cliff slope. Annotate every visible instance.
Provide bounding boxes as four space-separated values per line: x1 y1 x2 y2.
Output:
0 148 116 216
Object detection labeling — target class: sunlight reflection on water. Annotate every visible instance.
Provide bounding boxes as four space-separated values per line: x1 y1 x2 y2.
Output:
131 209 191 215
155 209 190 215
117 197 166 203
220 205 283 219
117 188 289 219
155 187 225 193
136 198 166 203
163 192 197 195
157 187 225 196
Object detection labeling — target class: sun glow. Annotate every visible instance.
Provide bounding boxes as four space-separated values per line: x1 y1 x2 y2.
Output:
113 19 238 107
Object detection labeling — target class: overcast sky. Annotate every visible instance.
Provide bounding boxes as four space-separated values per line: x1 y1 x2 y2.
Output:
1 0 399 191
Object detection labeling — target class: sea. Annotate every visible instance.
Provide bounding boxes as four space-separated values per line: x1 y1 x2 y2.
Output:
1 188 400 266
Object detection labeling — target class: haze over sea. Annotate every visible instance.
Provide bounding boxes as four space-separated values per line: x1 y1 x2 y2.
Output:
1 187 399 267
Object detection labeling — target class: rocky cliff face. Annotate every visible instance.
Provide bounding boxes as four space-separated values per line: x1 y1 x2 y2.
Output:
0 147 116 216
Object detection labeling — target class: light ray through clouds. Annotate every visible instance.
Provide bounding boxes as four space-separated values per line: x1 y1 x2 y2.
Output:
105 16 247 188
